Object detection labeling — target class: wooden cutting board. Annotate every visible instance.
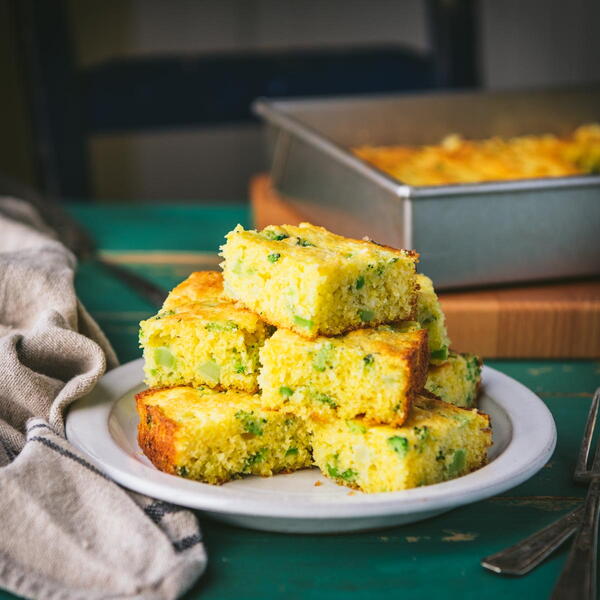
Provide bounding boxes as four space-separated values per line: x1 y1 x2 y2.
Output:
250 174 600 358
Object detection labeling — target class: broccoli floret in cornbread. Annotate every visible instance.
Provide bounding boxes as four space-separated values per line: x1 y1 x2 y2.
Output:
310 394 491 493
415 273 451 363
426 352 482 408
139 271 272 393
136 386 312 484
220 223 418 338
259 326 428 426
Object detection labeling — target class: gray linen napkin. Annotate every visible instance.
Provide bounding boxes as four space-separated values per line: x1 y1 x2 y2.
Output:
0 198 207 600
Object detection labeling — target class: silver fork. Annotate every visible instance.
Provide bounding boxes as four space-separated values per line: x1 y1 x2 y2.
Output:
551 387 600 599
482 387 600 582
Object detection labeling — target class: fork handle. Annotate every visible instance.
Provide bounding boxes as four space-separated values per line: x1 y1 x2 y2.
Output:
98 258 167 309
481 505 582 576
552 478 600 600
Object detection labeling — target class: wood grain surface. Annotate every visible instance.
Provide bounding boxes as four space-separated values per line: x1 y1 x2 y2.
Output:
250 174 600 358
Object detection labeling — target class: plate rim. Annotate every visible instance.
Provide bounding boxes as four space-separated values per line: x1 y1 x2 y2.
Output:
66 358 556 520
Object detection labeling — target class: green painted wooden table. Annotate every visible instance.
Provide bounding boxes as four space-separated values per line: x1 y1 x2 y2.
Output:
3 204 600 600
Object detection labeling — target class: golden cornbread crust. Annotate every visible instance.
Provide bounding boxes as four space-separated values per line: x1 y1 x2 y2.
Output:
136 389 179 475
162 270 224 309
402 330 430 419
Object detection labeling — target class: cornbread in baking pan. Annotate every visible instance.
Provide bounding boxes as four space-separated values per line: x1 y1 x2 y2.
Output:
259 326 429 426
220 223 418 338
426 352 482 408
139 271 272 393
310 394 491 493
415 273 451 363
136 386 312 484
353 124 600 186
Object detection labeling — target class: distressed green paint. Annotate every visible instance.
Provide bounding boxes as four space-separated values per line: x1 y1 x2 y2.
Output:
66 203 251 252
2 205 594 600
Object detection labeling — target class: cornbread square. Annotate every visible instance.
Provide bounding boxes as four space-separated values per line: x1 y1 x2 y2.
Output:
415 274 451 363
310 394 491 493
136 386 312 484
426 352 482 408
139 271 272 393
220 223 418 338
259 326 429 426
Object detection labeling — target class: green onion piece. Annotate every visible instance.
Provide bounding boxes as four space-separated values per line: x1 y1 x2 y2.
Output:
355 276 365 289
326 462 357 482
268 253 280 263
235 410 266 436
234 360 246 374
205 320 238 332
387 436 409 457
346 421 367 434
279 386 294 397
263 229 289 241
447 449 466 477
154 347 175 369
198 359 220 384
363 354 374 367
359 309 375 322
243 447 268 470
430 346 449 361
313 393 337 408
285 447 299 456
293 315 314 329
313 342 334 372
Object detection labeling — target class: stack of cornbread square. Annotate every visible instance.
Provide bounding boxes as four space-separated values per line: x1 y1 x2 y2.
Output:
137 223 491 493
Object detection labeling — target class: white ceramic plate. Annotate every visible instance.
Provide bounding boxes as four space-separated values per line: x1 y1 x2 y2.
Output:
66 359 556 533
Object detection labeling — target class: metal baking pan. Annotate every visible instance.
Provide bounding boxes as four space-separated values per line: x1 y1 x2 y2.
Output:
253 87 600 289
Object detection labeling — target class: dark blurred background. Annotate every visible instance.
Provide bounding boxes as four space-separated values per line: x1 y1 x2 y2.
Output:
2 0 599 203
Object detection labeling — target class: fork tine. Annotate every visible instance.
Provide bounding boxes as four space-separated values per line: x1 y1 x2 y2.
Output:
576 388 600 479
589 389 600 474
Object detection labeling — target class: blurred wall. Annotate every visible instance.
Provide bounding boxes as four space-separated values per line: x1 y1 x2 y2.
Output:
2 0 599 201
71 0 428 202
481 0 600 89
0 0 36 189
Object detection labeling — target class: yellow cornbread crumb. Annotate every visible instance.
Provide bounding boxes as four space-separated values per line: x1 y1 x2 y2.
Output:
426 352 482 408
259 326 429 426
136 386 312 484
220 223 418 338
139 271 272 393
310 394 491 493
